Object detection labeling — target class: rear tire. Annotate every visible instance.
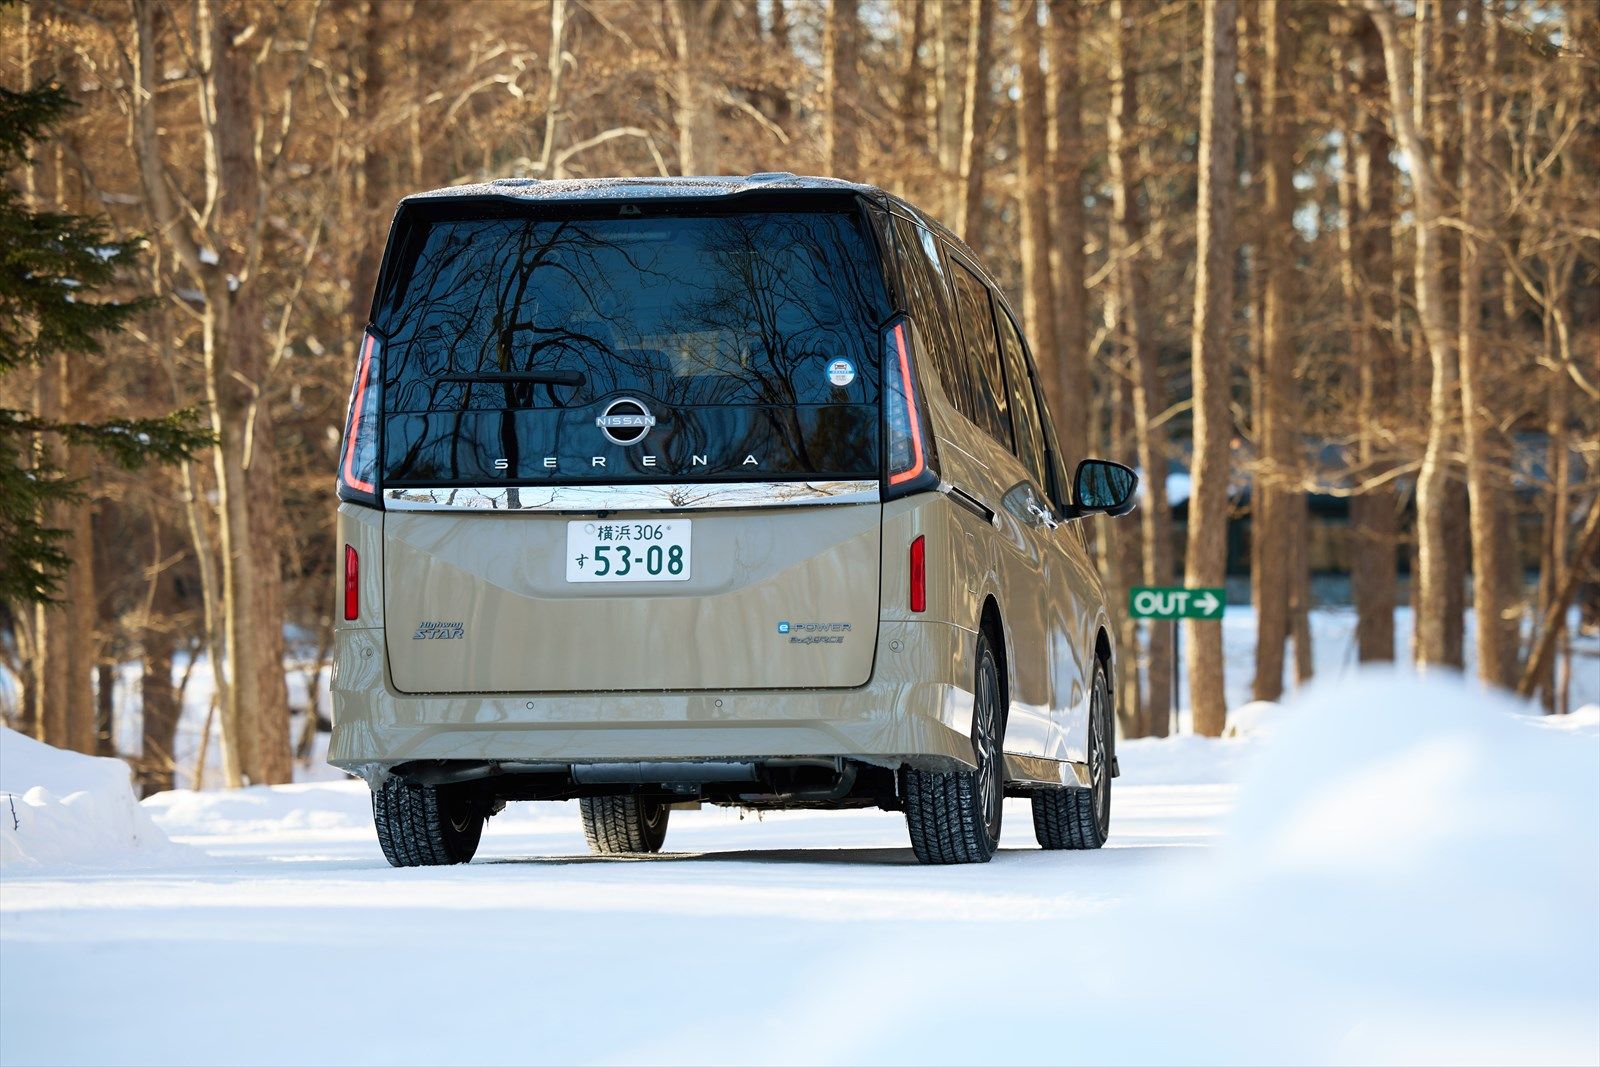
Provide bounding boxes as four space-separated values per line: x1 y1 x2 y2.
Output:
372 779 486 867
579 795 671 854
904 630 1006 865
1032 660 1111 850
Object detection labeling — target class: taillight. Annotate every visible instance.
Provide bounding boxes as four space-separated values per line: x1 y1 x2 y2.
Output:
909 535 926 613
889 316 928 483
343 545 359 621
338 332 381 506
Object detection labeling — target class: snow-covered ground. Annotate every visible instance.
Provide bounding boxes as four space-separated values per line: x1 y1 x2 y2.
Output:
2 670 1596 1065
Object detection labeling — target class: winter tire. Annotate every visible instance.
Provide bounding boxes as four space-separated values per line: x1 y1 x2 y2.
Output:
579 795 671 854
1032 659 1112 850
904 630 1006 864
372 778 486 867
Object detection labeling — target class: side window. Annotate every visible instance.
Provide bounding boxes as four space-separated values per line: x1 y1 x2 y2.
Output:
891 214 972 420
995 305 1050 491
946 254 1014 449
1034 379 1074 511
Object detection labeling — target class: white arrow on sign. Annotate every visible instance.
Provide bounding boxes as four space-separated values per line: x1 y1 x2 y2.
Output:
1194 591 1221 617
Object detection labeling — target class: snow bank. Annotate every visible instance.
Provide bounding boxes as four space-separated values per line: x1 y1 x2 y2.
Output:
847 669 1600 1065
1117 732 1255 786
0 728 198 871
145 779 373 839
1224 697 1284 737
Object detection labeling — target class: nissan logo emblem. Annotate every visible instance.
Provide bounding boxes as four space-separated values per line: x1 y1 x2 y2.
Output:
595 398 656 445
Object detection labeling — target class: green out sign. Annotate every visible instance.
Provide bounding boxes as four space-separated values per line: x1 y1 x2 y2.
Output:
1129 586 1226 620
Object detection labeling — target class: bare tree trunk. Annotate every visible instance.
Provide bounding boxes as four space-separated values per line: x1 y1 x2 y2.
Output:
21 19 94 753
537 0 569 177
1106 366 1144 736
1047 0 1088 466
93 662 114 756
139 624 179 796
933 0 963 193
1430 1 1468 672
213 6 289 785
895 0 927 195
670 0 721 175
1014 1 1057 386
10 615 36 737
29 362 71 748
1456 2 1515 689
295 622 335 765
1519 494 1600 699
404 0 449 187
131 1 291 784
178 459 238 786
954 0 993 239
823 0 858 178
1536 376 1570 709
1342 11 1400 663
1364 0 1458 670
1185 0 1238 738
1252 0 1294 703
1108 0 1170 738
1291 517 1315 684
349 0 391 313
766 0 793 132
31 411 94 756
64 465 97 754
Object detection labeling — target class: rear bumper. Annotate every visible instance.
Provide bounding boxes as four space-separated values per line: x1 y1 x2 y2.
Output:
329 619 979 781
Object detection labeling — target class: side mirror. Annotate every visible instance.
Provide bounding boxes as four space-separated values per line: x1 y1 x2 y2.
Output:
1071 459 1138 517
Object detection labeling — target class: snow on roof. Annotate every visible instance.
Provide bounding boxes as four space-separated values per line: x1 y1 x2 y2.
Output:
400 173 884 206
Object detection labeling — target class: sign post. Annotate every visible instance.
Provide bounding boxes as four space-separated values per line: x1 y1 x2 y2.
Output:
1129 586 1226 733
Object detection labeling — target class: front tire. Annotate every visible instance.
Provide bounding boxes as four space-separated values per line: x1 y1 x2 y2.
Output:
579 795 671 854
904 630 1006 865
372 779 486 867
1032 660 1112 850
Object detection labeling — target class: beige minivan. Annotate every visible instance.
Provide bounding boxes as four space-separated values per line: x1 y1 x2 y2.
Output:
332 175 1137 866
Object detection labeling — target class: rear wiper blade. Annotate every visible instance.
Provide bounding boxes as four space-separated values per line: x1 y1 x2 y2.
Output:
440 370 586 388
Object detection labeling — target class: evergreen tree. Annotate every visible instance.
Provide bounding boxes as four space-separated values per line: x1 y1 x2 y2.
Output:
0 84 209 604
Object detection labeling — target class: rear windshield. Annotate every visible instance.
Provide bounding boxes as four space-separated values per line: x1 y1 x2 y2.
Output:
374 207 891 486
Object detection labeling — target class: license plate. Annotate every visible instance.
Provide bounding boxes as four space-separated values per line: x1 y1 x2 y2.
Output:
565 520 691 582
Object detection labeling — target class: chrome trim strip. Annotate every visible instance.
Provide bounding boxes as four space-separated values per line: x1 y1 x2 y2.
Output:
940 481 996 526
383 480 881 513
1004 753 1090 789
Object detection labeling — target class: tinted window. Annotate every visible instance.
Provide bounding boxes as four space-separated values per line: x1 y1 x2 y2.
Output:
891 214 972 420
946 256 1013 448
375 210 889 485
995 306 1049 490
1036 388 1073 510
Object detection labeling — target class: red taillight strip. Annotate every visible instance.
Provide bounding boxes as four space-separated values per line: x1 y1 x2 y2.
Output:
909 535 926 613
343 544 359 621
341 334 376 495
888 321 925 485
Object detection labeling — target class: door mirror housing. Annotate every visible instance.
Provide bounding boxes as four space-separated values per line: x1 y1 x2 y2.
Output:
1069 459 1138 518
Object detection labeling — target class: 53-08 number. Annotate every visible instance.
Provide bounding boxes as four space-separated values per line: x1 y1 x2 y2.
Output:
593 542 684 577
566 520 692 583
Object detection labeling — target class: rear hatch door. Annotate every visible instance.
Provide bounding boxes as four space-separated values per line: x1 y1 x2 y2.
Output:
373 199 891 693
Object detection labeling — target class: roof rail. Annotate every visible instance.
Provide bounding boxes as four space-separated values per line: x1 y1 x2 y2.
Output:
744 171 797 182
490 177 541 186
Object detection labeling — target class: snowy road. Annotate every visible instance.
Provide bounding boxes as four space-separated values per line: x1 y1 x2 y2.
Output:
1 772 1235 1066
4 673 1597 1066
